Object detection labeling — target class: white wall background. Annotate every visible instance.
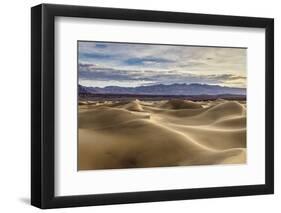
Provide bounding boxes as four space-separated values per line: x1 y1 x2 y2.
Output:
0 0 279 212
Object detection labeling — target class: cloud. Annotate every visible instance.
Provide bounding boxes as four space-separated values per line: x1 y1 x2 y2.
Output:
205 74 245 81
78 41 247 87
79 63 246 88
95 43 107 48
124 57 175 66
79 52 116 60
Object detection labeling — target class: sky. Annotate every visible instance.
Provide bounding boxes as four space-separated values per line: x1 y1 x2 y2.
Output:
78 41 246 88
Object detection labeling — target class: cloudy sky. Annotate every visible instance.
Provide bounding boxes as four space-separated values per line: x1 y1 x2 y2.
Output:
78 41 246 88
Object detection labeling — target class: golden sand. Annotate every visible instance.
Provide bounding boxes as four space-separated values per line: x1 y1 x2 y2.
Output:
78 99 246 170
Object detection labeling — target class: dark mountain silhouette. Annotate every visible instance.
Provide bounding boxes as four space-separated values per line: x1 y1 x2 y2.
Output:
78 83 246 96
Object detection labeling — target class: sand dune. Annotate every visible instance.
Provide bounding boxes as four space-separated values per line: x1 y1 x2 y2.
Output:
78 99 246 170
162 99 203 109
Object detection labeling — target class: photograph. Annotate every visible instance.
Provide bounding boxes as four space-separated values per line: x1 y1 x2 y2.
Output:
78 41 247 170
30 3 274 208
29 2 275 209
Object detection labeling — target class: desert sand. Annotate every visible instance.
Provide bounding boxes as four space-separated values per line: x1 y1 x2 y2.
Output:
78 99 246 170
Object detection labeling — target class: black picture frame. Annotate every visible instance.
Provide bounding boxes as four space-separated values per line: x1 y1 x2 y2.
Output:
31 3 274 209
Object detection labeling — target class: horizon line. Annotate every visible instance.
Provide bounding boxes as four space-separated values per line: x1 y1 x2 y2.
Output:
79 82 246 89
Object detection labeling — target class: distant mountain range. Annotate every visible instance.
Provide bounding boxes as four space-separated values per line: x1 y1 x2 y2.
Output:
78 83 246 96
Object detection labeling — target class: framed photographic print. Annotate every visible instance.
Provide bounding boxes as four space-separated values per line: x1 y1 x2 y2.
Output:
31 3 274 209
